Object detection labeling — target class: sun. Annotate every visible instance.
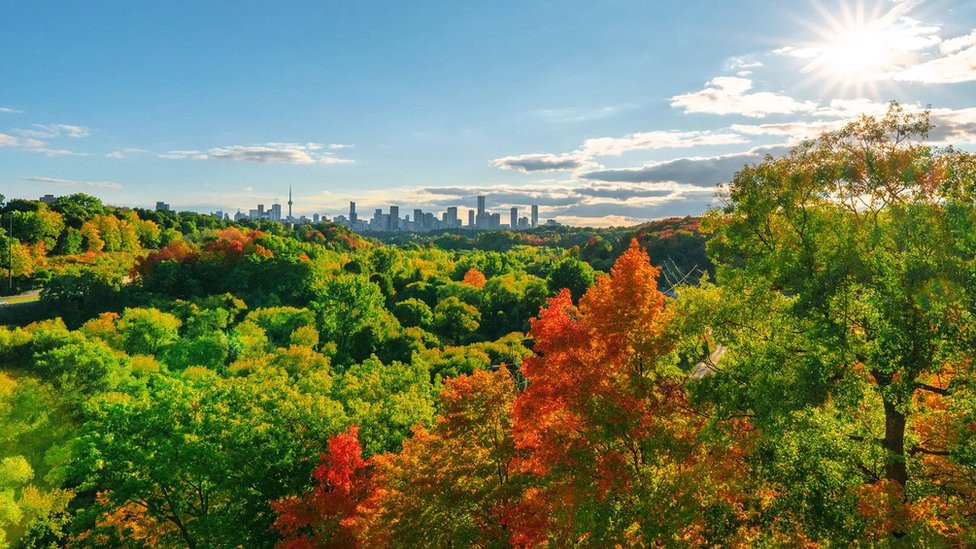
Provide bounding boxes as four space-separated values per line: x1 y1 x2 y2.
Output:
794 0 915 97
820 23 892 79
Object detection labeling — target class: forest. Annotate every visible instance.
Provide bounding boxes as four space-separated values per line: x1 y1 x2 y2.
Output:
2 104 976 547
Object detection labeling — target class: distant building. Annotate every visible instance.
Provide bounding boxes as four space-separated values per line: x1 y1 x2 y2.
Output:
313 213 320 223
390 205 399 231
234 210 246 222
468 209 475 228
155 201 171 212
271 203 282 222
510 207 517 229
349 201 357 225
446 206 458 228
531 204 538 228
39 194 57 205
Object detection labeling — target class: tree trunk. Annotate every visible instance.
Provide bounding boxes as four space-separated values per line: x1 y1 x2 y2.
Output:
882 398 908 489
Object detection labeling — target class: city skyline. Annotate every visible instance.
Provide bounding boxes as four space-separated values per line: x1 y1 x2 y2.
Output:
224 192 549 232
2 1 976 227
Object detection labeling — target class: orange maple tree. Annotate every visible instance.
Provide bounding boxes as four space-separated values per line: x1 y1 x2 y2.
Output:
510 238 754 546
272 426 372 549
462 267 487 288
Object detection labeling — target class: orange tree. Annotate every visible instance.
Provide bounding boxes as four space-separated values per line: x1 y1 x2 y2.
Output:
510 239 756 546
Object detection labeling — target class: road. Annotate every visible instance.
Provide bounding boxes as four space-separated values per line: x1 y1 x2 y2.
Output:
0 289 41 307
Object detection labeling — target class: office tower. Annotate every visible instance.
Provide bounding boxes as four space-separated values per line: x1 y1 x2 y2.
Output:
313 213 320 223
155 201 170 212
257 204 265 217
468 209 475 228
446 206 458 228
477 195 486 216
390 205 399 231
510 207 517 229
414 209 423 230
531 204 539 228
271 203 282 221
349 201 357 225
490 213 500 229
288 185 293 220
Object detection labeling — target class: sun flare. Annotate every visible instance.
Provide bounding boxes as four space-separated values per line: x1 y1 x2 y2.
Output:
795 0 919 96
821 24 892 78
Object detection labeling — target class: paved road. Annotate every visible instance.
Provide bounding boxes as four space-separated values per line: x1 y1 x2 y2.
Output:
690 345 727 379
0 289 41 307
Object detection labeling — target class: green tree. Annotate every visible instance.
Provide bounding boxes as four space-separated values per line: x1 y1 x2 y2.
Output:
548 256 596 301
66 370 345 548
699 104 976 541
434 296 481 344
337 357 436 455
392 298 434 329
117 308 182 356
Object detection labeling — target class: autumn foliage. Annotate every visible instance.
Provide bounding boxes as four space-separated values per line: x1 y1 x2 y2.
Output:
274 239 756 546
462 267 487 288
272 426 371 549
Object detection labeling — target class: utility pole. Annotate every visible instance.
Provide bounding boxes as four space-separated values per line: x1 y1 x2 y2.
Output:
7 212 12 294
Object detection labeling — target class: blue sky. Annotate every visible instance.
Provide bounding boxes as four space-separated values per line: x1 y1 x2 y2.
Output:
3 0 976 226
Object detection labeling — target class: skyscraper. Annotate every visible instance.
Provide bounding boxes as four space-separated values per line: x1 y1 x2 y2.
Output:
510 207 517 229
271 203 282 221
446 206 458 228
477 195 486 216
390 205 399 231
468 209 475 228
349 201 357 225
414 209 424 230
531 204 539 228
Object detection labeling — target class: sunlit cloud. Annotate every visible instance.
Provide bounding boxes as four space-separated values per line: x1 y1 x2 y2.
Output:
670 77 817 117
160 142 353 164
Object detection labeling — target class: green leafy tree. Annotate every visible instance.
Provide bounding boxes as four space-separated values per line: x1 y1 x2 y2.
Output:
699 104 976 541
337 357 436 455
548 256 596 301
392 298 433 329
117 308 182 356
434 296 481 344
66 370 345 548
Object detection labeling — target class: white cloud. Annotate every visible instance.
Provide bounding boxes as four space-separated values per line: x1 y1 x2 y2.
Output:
0 107 23 114
0 131 87 156
670 77 817 118
24 176 122 190
105 148 151 159
895 41 976 83
529 104 635 124
578 130 746 156
940 29 976 54
18 123 90 139
160 142 353 164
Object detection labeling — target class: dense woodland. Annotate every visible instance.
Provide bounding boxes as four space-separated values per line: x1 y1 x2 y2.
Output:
2 105 976 547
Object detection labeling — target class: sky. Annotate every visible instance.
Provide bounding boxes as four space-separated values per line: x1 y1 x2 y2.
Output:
2 0 976 227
